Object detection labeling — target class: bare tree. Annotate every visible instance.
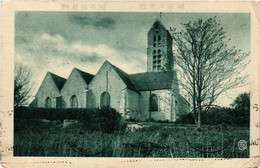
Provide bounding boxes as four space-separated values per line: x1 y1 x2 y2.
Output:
170 17 249 128
14 63 34 107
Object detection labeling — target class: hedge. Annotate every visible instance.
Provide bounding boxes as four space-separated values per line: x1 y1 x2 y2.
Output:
14 107 126 133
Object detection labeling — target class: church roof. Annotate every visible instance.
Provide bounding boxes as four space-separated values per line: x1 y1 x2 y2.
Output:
106 61 139 93
74 68 94 84
148 19 167 33
48 72 67 90
148 19 172 38
130 71 173 91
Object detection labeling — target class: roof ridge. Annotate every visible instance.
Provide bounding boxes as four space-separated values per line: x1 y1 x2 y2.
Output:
74 67 94 76
48 72 66 90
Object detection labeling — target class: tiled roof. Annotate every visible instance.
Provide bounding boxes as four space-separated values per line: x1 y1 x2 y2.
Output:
48 72 66 90
106 61 139 93
130 71 173 91
74 68 94 84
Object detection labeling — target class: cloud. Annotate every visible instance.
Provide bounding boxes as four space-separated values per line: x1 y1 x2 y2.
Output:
15 32 146 98
69 15 115 30
93 17 115 29
15 32 146 75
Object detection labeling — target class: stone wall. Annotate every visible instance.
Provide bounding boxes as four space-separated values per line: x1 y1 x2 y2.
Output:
176 94 190 118
60 69 88 108
126 89 140 119
138 89 175 121
88 62 128 112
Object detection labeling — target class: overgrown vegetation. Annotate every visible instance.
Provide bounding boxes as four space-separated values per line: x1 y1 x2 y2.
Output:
14 119 249 157
14 94 250 158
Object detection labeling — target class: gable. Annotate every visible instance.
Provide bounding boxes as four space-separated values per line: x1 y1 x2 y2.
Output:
130 71 173 91
35 72 63 97
90 61 139 93
61 68 93 92
74 68 94 84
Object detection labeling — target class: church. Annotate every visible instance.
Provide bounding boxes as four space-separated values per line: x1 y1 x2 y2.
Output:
30 19 190 122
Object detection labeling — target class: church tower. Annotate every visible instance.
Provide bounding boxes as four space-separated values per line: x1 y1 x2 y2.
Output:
147 19 173 72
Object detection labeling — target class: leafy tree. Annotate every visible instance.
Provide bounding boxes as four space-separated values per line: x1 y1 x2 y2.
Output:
230 92 250 126
14 63 34 107
170 17 249 128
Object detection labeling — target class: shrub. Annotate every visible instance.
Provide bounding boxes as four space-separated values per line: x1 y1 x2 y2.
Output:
98 107 126 133
176 107 234 126
175 112 196 124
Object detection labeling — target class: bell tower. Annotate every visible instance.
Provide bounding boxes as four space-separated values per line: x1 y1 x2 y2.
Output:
147 19 173 72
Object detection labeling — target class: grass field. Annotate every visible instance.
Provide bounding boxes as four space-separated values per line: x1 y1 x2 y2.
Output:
14 119 249 158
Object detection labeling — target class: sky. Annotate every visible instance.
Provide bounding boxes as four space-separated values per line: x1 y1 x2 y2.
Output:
15 12 250 106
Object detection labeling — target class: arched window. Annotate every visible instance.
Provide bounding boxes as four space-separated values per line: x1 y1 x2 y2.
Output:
150 94 159 111
70 95 78 108
100 92 110 109
153 36 156 42
158 35 161 42
158 49 161 54
45 97 52 108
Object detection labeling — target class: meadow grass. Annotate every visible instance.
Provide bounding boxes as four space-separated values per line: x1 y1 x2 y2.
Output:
14 119 249 158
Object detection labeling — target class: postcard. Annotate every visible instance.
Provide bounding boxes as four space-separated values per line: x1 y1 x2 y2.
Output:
1 1 259 168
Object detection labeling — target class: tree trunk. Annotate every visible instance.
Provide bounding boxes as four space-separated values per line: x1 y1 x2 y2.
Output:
197 106 201 129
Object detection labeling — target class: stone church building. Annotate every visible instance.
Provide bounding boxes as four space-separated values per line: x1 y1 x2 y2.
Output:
31 19 190 122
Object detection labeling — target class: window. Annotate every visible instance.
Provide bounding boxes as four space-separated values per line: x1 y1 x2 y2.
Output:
45 97 52 108
158 55 161 59
150 94 158 111
158 35 161 42
70 95 78 108
153 36 156 42
100 92 110 109
153 43 156 47
153 50 156 54
158 49 161 54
